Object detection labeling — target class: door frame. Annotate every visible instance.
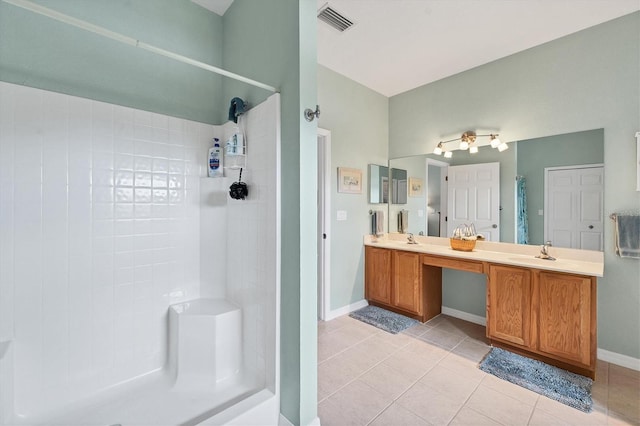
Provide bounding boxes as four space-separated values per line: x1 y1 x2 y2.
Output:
424 158 449 237
543 163 604 247
317 128 331 321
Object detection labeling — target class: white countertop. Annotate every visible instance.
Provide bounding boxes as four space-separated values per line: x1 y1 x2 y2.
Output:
364 234 604 277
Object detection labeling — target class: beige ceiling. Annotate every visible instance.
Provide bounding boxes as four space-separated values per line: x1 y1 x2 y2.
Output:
317 0 640 97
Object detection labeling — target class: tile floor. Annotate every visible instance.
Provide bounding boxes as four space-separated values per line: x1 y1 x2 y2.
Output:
318 314 640 426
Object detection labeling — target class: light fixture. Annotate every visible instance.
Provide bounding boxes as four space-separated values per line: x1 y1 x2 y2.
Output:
490 134 501 148
433 142 443 155
431 130 505 158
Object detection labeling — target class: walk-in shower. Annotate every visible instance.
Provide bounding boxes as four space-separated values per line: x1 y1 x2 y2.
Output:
0 1 281 423
0 81 281 425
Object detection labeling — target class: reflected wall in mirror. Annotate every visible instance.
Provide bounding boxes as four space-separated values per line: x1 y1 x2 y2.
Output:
368 164 389 204
388 129 604 250
390 168 407 204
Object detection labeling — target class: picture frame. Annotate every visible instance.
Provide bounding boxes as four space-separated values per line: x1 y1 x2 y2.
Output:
337 167 362 194
409 177 423 197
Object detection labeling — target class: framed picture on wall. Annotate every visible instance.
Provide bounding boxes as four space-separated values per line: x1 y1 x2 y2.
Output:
409 177 423 197
337 167 362 194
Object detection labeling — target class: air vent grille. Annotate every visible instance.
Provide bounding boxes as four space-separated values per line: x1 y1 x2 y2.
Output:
318 5 354 32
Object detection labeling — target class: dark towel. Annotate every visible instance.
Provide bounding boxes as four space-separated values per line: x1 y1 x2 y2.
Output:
614 214 640 258
228 97 247 123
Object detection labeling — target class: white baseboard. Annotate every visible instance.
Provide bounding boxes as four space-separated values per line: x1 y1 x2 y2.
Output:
325 299 368 321
441 306 486 326
443 306 640 372
598 348 640 371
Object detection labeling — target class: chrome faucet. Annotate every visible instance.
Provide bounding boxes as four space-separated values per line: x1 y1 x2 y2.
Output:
407 233 418 244
536 241 556 261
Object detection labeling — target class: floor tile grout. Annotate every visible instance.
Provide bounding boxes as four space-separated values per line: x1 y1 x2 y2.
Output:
318 314 637 426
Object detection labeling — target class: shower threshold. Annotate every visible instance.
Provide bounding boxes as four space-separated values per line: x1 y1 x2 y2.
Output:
19 370 263 426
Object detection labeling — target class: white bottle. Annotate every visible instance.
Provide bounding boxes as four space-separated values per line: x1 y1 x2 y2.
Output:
208 138 223 177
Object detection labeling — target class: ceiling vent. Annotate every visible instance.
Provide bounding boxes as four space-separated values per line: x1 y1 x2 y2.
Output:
318 4 354 32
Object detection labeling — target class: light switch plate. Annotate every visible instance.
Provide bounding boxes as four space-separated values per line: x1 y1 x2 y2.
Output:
336 210 347 221
538 209 544 216
418 210 424 217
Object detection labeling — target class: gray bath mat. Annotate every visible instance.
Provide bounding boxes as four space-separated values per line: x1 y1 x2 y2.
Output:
349 305 419 334
479 347 593 412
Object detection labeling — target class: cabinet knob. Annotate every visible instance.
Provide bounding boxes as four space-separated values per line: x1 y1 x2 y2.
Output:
588 225 594 229
492 224 498 229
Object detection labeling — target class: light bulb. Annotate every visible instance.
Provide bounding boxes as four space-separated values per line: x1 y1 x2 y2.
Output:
469 145 478 154
490 136 501 148
498 142 509 152
459 141 469 150
444 151 453 158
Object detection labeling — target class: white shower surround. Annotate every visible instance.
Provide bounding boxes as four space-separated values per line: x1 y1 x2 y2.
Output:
0 81 280 425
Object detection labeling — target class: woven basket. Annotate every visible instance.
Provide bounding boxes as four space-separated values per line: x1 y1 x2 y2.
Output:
450 238 476 252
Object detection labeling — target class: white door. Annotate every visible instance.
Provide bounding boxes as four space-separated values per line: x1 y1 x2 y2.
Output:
545 165 604 250
447 163 500 241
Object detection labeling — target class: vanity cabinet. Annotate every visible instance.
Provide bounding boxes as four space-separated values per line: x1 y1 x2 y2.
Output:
391 250 422 315
536 271 595 368
364 247 441 321
487 265 532 347
487 265 596 376
364 242 598 378
364 246 392 305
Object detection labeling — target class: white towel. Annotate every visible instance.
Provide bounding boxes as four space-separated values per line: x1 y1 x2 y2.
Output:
614 214 640 258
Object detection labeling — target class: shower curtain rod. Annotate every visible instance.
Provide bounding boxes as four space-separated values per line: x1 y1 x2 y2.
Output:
2 0 279 93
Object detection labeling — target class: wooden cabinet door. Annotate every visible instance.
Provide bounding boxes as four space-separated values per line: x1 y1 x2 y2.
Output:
392 250 421 315
365 246 392 305
537 272 594 366
488 265 532 347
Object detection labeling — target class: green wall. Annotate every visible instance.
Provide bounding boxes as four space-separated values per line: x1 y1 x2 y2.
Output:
0 0 224 124
517 129 604 245
317 65 389 311
390 13 640 359
223 1 318 424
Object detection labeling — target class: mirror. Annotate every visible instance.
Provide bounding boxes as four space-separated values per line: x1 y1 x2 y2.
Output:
390 168 407 204
388 129 604 249
368 164 389 204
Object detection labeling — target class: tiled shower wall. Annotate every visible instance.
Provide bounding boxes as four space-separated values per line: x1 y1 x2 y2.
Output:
199 94 280 391
224 94 279 390
0 81 216 415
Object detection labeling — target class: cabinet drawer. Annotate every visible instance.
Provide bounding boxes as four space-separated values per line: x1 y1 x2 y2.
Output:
421 254 484 274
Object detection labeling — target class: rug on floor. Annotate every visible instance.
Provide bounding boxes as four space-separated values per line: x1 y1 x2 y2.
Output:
479 347 593 412
349 305 419 334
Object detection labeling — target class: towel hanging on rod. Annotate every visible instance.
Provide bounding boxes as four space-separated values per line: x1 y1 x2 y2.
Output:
611 211 640 258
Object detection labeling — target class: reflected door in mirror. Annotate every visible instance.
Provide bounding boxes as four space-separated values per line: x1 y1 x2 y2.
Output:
368 164 389 204
447 163 500 240
545 165 604 250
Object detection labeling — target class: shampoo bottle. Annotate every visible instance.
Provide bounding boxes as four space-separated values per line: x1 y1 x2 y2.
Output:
208 138 223 177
